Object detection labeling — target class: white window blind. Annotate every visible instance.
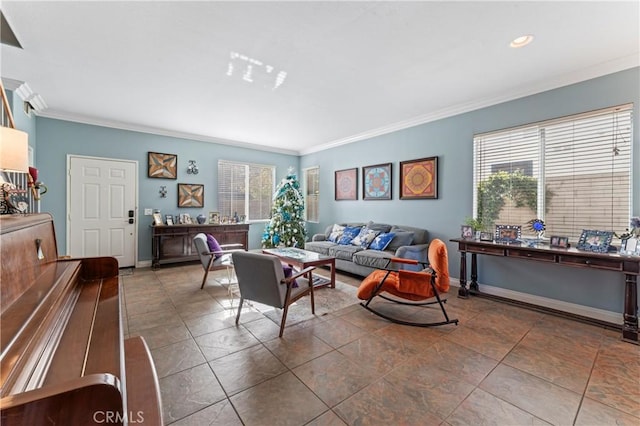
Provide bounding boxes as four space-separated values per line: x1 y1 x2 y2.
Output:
473 104 633 240
218 160 275 221
304 167 319 222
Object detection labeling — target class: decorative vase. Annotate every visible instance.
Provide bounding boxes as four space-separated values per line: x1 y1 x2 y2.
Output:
196 214 206 224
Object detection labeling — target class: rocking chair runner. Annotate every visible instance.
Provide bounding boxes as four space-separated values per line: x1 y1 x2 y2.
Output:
356 238 459 327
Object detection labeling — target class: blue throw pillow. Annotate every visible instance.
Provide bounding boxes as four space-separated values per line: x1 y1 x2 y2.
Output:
206 234 223 258
337 226 362 245
368 232 396 251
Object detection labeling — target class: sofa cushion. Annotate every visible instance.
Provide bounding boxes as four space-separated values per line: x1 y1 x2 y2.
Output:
304 240 335 256
329 244 363 261
387 230 415 252
391 225 428 245
366 221 392 234
368 232 396 251
337 226 362 245
352 249 394 269
327 224 346 242
351 227 380 248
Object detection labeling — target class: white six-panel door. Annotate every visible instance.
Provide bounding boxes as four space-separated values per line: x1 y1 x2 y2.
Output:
68 155 137 268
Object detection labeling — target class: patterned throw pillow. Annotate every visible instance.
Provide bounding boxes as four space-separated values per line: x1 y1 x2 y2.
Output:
337 226 362 245
327 224 346 242
368 232 396 251
351 227 381 248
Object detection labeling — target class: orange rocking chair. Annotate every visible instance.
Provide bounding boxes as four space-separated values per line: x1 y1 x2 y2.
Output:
357 239 458 327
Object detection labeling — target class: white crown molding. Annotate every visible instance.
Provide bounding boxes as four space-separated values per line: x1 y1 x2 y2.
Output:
450 278 622 325
36 110 300 156
300 54 640 155
1 77 24 91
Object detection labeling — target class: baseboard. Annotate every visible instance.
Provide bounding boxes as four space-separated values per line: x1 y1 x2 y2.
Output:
450 278 622 326
136 260 152 268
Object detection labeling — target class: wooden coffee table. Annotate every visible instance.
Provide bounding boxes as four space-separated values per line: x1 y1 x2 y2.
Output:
262 247 336 288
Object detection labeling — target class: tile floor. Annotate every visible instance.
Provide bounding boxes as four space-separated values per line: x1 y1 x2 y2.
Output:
121 264 640 425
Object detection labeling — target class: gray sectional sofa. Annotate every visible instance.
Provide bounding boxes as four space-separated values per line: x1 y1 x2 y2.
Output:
304 221 429 277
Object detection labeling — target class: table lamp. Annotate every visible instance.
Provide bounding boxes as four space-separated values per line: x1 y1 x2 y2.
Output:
0 126 29 182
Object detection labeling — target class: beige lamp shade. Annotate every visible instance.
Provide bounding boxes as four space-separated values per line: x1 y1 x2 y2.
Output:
0 127 29 172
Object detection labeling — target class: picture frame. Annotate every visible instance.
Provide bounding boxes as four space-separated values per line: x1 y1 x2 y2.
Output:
179 213 192 224
152 212 163 226
495 225 521 243
335 168 358 200
399 156 438 200
165 214 174 226
480 232 493 242
363 163 392 200
239 214 246 223
620 237 639 256
577 229 613 253
208 211 220 224
220 215 229 224
461 225 473 240
178 183 204 208
549 235 569 249
148 152 177 179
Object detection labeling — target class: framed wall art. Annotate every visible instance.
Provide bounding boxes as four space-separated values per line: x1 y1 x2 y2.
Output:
148 152 177 179
177 183 204 208
495 225 521 243
577 229 613 253
335 168 358 200
363 163 392 200
400 156 438 199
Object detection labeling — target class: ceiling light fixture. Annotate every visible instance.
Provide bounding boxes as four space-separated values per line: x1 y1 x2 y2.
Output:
227 51 287 90
510 35 534 48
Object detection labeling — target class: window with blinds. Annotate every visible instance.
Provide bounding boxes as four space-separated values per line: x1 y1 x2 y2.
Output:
217 160 275 221
473 104 633 240
304 167 319 222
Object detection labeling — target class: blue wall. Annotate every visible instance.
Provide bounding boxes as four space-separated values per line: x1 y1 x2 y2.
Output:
300 67 639 314
34 119 299 259
26 67 638 314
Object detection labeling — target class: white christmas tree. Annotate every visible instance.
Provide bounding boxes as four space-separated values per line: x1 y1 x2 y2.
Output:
262 168 306 248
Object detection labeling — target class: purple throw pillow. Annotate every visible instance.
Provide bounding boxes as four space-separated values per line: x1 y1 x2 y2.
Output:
282 264 299 288
206 234 223 258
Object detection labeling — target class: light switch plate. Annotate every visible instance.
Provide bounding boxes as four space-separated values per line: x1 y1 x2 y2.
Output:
144 208 153 216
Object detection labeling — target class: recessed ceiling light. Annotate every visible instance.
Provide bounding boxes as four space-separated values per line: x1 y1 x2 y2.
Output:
510 35 534 48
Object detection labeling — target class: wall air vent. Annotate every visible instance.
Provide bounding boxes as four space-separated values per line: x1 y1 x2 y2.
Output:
1 11 22 48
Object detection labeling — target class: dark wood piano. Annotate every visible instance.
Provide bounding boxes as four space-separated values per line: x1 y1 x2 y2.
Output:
0 214 163 425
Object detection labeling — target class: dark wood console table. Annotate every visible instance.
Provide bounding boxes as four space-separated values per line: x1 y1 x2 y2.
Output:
152 223 249 268
451 238 639 344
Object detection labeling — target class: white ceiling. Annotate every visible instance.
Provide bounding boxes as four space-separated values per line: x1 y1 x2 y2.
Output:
1 1 638 155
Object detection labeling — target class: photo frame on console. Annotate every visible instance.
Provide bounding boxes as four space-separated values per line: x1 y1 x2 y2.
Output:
621 237 639 256
495 225 521 243
549 235 569 249
576 229 613 253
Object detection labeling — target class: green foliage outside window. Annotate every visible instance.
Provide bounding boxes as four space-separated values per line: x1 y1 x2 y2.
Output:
476 171 553 229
